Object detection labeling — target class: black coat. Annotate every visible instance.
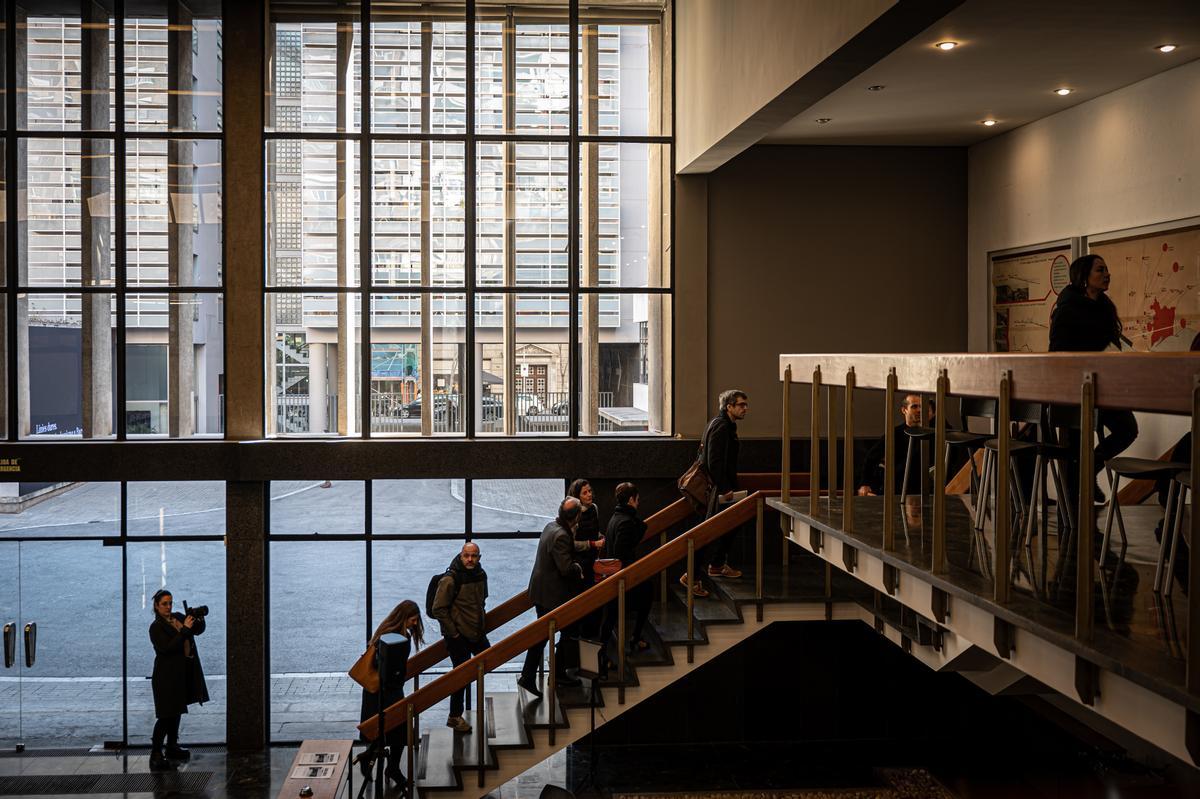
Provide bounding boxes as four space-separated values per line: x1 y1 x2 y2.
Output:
573 504 601 583
528 520 585 610
607 503 647 567
149 613 209 718
1049 285 1122 352
702 412 740 494
359 634 411 730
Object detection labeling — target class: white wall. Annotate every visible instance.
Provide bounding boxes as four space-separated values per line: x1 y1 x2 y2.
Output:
968 59 1200 457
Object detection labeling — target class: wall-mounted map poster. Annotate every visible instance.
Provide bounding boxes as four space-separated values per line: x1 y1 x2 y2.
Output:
1089 225 1200 352
989 245 1072 352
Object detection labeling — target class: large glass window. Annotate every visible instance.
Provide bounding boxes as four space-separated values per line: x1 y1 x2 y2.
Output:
5 2 225 440
264 0 672 438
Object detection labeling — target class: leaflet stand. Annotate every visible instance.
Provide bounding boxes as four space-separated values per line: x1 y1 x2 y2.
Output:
576 638 605 788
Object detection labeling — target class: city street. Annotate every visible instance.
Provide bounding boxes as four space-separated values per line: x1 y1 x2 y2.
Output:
1 479 560 748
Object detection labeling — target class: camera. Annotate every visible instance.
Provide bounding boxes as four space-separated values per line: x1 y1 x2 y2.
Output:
183 601 209 619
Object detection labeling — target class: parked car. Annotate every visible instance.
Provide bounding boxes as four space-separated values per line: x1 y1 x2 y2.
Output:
400 395 458 421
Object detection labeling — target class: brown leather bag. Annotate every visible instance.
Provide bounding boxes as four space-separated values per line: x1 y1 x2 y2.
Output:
348 644 380 693
678 425 714 512
593 558 622 583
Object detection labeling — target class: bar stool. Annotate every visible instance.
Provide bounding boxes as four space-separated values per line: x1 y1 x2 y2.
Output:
976 401 1044 536
1100 458 1188 570
900 397 995 522
1154 468 1192 595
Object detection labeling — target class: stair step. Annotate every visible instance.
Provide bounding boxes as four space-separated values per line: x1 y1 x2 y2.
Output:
669 585 742 623
520 688 570 729
716 562 830 603
649 603 711 645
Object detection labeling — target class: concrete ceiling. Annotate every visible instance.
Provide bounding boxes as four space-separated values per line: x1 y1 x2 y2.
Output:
763 0 1200 146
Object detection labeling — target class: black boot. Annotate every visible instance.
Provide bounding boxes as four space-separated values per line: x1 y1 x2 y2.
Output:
149 751 176 772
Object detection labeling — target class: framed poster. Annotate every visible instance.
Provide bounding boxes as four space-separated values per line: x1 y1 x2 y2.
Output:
988 241 1075 352
1087 218 1200 352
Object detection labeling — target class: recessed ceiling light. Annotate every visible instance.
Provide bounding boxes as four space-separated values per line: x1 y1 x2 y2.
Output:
981 119 997 127
867 84 886 91
815 118 832 125
1055 87 1072 96
1158 44 1177 53
935 41 958 51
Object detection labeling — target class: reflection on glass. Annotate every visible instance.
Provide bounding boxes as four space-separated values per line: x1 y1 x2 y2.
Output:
125 294 224 437
477 144 569 287
22 10 114 132
126 541 226 747
578 293 669 436
373 480 465 533
576 15 665 137
579 142 669 289
268 480 365 534
0 483 120 538
266 10 362 133
266 140 361 287
475 2 571 134
371 3 466 133
127 482 226 535
270 541 364 741
268 293 361 436
125 8 224 132
127 140 223 287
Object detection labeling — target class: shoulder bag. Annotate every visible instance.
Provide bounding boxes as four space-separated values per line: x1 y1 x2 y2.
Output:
348 643 380 693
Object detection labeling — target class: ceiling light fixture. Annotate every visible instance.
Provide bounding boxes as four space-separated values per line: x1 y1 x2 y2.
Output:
815 118 832 125
935 41 958 50
1055 87 1072 96
981 119 997 127
867 84 886 91
1158 44 1177 53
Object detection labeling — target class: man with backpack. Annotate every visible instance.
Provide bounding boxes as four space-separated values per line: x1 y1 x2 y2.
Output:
429 541 489 733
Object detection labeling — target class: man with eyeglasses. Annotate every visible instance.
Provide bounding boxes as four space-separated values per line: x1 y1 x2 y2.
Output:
680 389 749 597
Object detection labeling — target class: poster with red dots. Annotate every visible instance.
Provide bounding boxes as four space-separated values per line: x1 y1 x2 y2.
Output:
1089 224 1200 352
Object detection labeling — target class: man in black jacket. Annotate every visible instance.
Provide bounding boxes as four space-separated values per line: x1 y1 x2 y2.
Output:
518 497 605 697
857 394 931 496
681 389 748 597
431 541 489 733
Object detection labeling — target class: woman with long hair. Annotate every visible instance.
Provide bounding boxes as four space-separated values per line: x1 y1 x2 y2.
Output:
359 599 424 788
1049 254 1138 501
148 588 209 772
567 479 604 639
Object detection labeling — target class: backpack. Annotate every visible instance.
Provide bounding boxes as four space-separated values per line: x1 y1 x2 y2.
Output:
425 569 461 618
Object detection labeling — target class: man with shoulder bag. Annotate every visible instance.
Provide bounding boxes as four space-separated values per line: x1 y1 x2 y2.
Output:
430 541 489 733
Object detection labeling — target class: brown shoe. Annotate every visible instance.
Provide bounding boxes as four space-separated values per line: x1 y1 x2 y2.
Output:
707 564 743 579
679 573 709 597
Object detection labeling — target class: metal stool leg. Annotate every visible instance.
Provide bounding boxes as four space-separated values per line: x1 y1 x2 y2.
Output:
975 449 993 533
1165 485 1190 596
1022 455 1044 549
1099 468 1118 569
1049 459 1075 531
900 436 916 506
1153 481 1180 594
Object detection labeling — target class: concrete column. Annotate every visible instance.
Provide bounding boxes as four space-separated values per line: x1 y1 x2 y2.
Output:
647 14 669 433
225 480 267 751
502 10 516 435
262 27 278 437
309 341 327 433
580 25 600 435
419 23 433 436
168 0 195 436
80 0 113 439
335 22 354 435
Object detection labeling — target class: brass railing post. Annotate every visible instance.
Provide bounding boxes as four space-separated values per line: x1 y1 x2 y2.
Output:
782 364 792 505
686 538 696 663
617 578 627 704
843 367 856 533
810 366 822 515
994 370 1012 604
755 496 764 622
827 377 838 505
476 662 486 787
883 368 897 549
547 619 557 745
1076 374 1096 641
933 369 948 573
1188 374 1200 695
406 704 415 799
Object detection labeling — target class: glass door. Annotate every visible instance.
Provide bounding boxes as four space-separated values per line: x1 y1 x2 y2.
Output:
0 542 20 750
17 541 123 749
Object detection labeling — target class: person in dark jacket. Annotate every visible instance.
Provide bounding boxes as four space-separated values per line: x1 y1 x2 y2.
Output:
1049 254 1138 502
681 389 748 597
568 479 603 638
148 588 208 772
518 497 605 697
431 542 489 734
598 482 653 656
359 599 424 788
857 394 937 495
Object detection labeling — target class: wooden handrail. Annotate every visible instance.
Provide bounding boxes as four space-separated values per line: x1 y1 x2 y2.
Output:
778 353 1198 415
359 489 781 740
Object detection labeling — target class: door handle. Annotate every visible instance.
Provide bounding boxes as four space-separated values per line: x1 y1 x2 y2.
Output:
23 622 36 668
3 623 14 668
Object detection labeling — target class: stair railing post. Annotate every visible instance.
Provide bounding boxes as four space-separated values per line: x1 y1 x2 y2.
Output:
995 369 1012 604
617 577 627 704
547 618 557 745
406 704 415 799
755 496 764 622
933 369 948 573
660 530 667 607
827 376 837 507
810 366 822 516
781 364 792 567
843 367 856 533
476 662 486 787
1075 373 1096 641
686 537 695 664
883 368 897 550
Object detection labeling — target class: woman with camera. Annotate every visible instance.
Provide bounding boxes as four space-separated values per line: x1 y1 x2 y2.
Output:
148 589 209 772
359 600 424 789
